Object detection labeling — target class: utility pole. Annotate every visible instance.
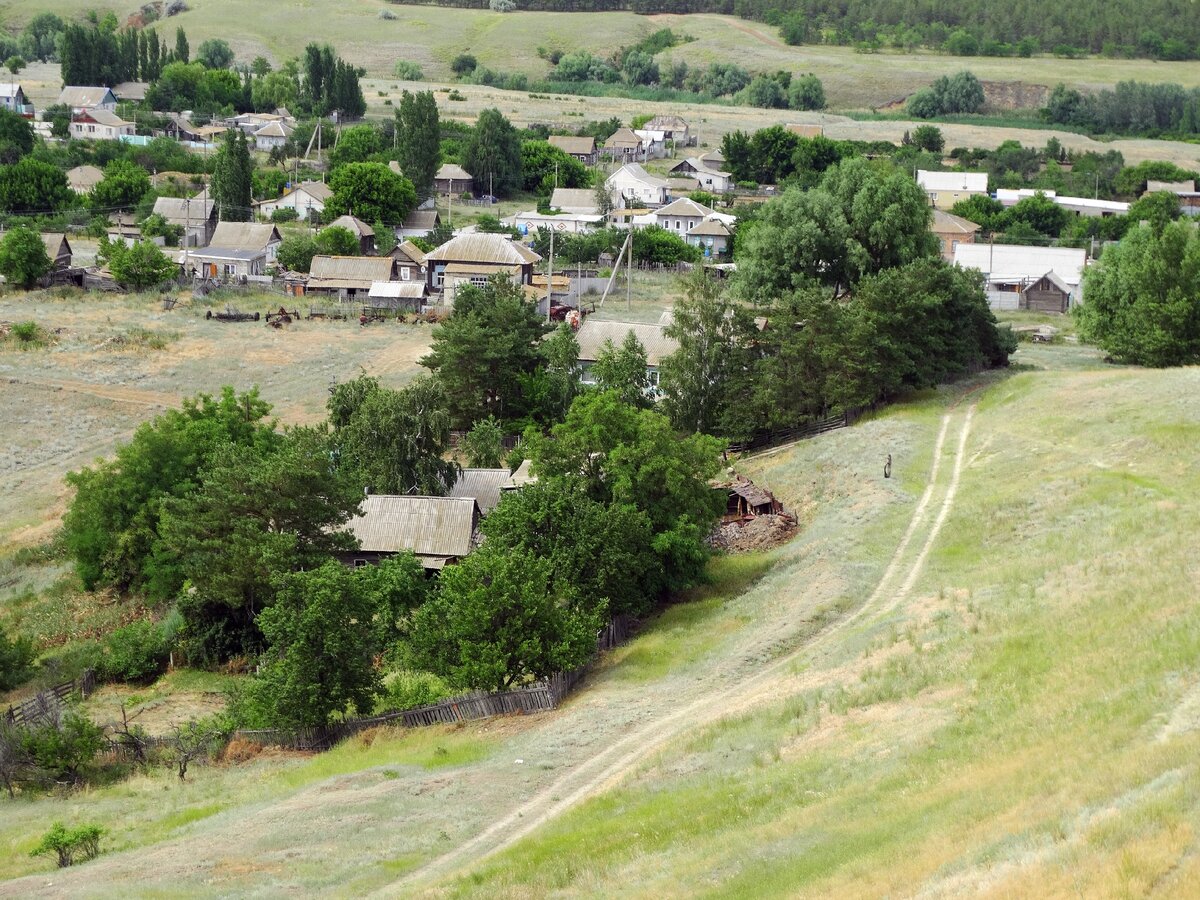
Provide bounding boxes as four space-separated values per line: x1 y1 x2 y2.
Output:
546 226 555 321
627 224 633 311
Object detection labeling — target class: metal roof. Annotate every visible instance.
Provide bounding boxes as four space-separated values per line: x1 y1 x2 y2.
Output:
687 219 731 237
917 170 989 193
656 197 716 218
368 281 425 299
402 209 440 231
607 163 668 189
670 158 730 180
931 209 981 235
391 240 427 266
954 244 1087 287
446 468 512 513
152 196 215 226
548 135 596 155
605 127 643 149
75 108 132 128
187 247 266 262
66 165 104 192
425 233 541 265
209 222 281 250
327 215 374 237
550 188 598 213
443 263 522 276
574 319 679 366
253 121 293 138
58 86 116 108
308 255 396 285
344 495 478 559
436 163 473 181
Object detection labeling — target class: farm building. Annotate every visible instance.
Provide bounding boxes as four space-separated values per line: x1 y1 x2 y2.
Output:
446 468 517 515
40 234 73 271
574 319 679 397
339 495 480 571
306 255 397 299
917 170 988 210
186 247 269 280
152 196 217 247
645 114 691 145
723 477 783 520
433 163 474 196
668 157 733 193
366 280 425 312
423 233 540 305
953 244 1087 312
601 127 645 161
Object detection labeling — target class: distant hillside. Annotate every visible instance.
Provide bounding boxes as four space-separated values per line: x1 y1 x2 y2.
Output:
392 0 1200 60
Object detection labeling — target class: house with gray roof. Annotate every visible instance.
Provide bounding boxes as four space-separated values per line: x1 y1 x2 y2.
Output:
306 255 397 298
606 163 669 209
434 163 474 196
339 495 480 570
152 195 217 247
326 215 375 254
573 319 679 397
548 135 597 165
66 165 105 194
423 233 541 304
208 221 284 260
0 83 33 117
58 86 117 114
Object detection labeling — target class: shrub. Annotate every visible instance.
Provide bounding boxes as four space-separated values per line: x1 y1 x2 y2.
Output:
378 8 397 19
6 320 48 348
22 710 105 783
0 624 35 690
379 670 454 711
450 54 477 77
270 206 299 223
31 822 104 868
393 60 423 80
99 620 169 683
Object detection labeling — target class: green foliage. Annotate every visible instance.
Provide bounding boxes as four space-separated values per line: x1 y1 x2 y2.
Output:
0 157 72 213
327 374 459 496
739 75 788 110
314 225 360 257
632 225 701 266
788 73 826 111
419 277 550 428
98 237 178 290
908 70 985 118
591 332 652 408
30 822 104 868
158 426 363 662
211 129 254 222
0 225 52 288
21 711 105 784
395 90 440 199
254 562 381 727
409 544 601 691
1076 221 1200 366
379 670 453 711
1044 81 1200 137
302 43 365 118
0 107 34 164
520 140 591 196
451 54 478 76
1127 192 1183 233
393 60 424 81
0 624 35 691
90 159 152 210
910 125 945 152
270 206 299 223
325 162 417 225
276 235 317 272
461 415 506 468
196 38 234 70
463 108 523 198
97 620 169 684
374 219 398 254
63 387 277 596
328 124 383 170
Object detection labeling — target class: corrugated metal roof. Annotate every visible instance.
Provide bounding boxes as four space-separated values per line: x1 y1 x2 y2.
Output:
253 121 293 138
931 209 981 235
575 319 679 366
391 240 427 266
369 281 425 299
605 127 642 149
327 215 374 237
446 468 512 513
917 170 988 193
67 165 104 191
550 188 598 212
307 255 396 286
152 196 215 225
687 219 731 237
58 86 115 108
548 135 596 155
954 244 1087 286
77 108 132 128
345 495 478 558
402 209 440 231
444 263 521 276
425 233 541 265
209 222 281 249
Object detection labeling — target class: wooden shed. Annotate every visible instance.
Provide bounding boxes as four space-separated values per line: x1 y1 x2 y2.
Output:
723 478 782 520
1020 271 1072 314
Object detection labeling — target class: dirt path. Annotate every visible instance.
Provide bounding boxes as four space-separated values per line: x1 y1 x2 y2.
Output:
393 404 978 894
6 375 181 410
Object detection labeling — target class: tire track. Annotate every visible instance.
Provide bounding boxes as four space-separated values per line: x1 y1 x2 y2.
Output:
393 405 977 895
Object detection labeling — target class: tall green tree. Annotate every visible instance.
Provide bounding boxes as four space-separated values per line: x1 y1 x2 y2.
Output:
174 27 189 64
0 107 34 164
211 129 253 222
0 226 52 289
395 90 440 199
98 238 178 290
462 108 522 198
325 162 416 224
89 159 152 210
419 277 549 427
590 332 652 408
0 158 71 213
327 374 459 495
1076 221 1200 366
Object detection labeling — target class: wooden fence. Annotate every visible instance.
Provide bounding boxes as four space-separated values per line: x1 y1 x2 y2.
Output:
232 615 636 752
727 405 874 455
4 669 95 727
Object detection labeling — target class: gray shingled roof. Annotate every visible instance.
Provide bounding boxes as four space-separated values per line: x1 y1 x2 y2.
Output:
344 495 478 559
548 135 596 156
58 86 115 108
575 320 679 366
307 255 395 286
327 215 374 237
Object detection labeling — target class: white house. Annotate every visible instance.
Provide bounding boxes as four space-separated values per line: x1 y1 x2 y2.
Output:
606 163 669 209
917 170 988 209
954 243 1087 311
686 219 732 256
70 109 135 142
574 319 679 398
668 157 732 193
653 197 719 236
255 180 332 221
252 120 293 152
58 86 118 114
633 129 668 159
505 210 604 236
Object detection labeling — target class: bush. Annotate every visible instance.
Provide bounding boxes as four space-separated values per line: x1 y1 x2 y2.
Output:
22 710 105 783
451 54 477 77
379 670 454 711
378 8 397 19
98 620 169 684
0 624 35 690
3 320 49 348
393 60 423 80
270 206 299 223
31 822 104 868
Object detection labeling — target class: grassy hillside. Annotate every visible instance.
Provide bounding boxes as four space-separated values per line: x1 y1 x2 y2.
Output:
4 333 1200 895
6 2 1200 110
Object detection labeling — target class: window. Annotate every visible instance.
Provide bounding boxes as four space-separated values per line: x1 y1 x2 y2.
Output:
224 264 237 276
675 220 681 230
434 266 445 288
951 240 959 252
648 370 659 386
400 267 410 281
353 559 368 568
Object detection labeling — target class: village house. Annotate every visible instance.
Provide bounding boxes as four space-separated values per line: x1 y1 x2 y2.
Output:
40 234 73 272
954 244 1087 313
652 197 736 238
668 157 733 193
931 209 981 261
601 127 645 162
152 196 218 247
230 111 294 135
57 86 117 114
423 233 540 305
366 280 426 313
995 188 1129 219
252 120 293 152
66 165 105 195
255 180 333 221
70 109 135 142
686 219 733 256
397 207 441 239
106 213 159 246
549 188 601 215
434 163 474 196
573 319 679 397
162 114 227 145
326 215 376 254
0 83 33 117
446 469 520 515
645 115 691 146
387 240 428 283
305 255 397 300
633 128 669 160
185 246 269 280
208 221 283 261
339 495 480 571
917 170 989 209
1141 181 1200 216
548 135 598 165
112 81 149 104
606 163 669 208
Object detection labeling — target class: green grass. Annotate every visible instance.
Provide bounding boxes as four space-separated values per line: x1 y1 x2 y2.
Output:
443 359 1200 896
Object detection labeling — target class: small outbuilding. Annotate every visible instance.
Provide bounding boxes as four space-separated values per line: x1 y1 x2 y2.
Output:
340 495 480 571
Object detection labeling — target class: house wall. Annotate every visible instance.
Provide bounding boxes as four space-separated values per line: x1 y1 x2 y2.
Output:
935 230 975 261
70 121 134 141
927 189 985 210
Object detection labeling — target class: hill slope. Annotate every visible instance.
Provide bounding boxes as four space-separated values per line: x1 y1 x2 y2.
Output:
4 341 1200 896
